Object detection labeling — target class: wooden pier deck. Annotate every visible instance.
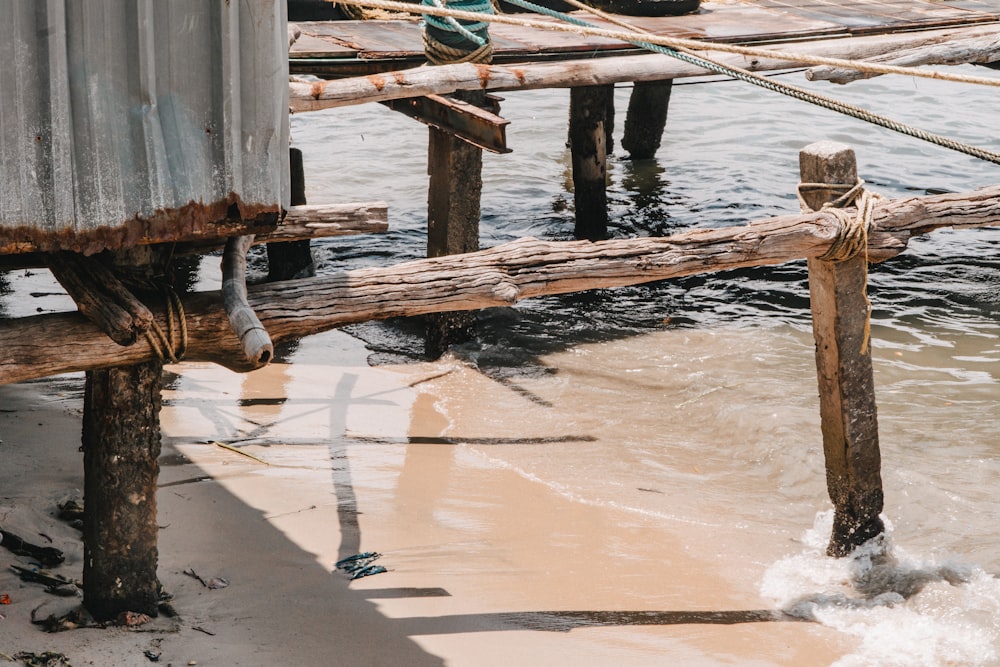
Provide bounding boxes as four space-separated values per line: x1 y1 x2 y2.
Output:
290 0 1000 76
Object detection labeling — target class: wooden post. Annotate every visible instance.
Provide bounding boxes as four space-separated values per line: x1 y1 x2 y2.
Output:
80 247 176 620
424 88 486 357
83 360 162 620
622 80 672 160
267 147 316 282
801 141 885 557
569 85 615 241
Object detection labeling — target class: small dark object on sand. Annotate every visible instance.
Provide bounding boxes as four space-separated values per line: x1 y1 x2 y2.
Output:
335 552 387 579
0 529 64 568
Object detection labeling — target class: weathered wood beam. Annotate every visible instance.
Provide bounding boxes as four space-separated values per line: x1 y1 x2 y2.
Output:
0 203 388 258
45 252 155 345
1 184 997 385
801 141 884 557
289 25 1000 112
806 31 1000 84
261 202 389 241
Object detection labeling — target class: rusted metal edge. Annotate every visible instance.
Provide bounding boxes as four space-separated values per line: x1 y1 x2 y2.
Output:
0 194 280 256
382 94 511 153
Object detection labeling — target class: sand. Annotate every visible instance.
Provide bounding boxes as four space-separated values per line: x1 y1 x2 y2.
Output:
0 329 859 666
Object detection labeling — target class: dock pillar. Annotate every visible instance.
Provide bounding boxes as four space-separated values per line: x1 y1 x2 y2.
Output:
422 0 495 357
425 112 483 356
83 359 163 620
267 147 316 281
622 80 672 160
801 141 885 557
569 84 615 241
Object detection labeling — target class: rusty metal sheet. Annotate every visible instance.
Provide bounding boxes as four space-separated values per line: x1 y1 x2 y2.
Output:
0 1 289 255
383 94 511 153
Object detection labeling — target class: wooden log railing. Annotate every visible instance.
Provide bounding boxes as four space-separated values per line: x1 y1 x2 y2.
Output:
1 182 997 386
288 24 1000 112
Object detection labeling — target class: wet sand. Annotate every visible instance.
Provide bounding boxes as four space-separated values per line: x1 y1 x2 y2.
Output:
0 329 856 665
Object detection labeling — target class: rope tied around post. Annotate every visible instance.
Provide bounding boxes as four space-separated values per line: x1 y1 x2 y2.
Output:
422 0 495 65
144 285 188 364
797 178 883 262
799 177 882 354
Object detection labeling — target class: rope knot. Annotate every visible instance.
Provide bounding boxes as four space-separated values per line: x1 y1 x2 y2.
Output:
797 178 882 262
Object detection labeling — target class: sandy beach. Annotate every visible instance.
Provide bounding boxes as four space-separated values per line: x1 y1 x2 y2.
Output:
0 326 870 666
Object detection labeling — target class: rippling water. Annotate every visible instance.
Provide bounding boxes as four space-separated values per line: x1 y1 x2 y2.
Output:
291 64 1000 665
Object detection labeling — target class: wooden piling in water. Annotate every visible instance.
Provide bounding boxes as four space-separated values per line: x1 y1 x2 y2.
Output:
267 147 316 281
569 85 615 241
422 0 497 357
800 141 885 557
622 80 672 160
425 92 485 357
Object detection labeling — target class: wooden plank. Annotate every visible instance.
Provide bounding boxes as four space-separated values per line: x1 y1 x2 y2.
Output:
290 31 357 58
288 2 997 77
756 0 998 34
596 4 845 44
297 20 426 57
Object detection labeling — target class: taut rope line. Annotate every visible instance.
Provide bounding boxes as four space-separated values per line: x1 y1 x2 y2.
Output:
333 0 1000 89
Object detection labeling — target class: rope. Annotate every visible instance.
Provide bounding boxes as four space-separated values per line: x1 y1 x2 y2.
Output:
498 0 1000 165
337 0 1000 163
339 0 1000 89
797 178 881 354
422 0 495 65
797 179 883 262
144 285 187 364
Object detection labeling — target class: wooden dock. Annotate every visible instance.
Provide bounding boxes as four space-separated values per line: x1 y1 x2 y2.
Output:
289 0 1000 76
2 0 997 619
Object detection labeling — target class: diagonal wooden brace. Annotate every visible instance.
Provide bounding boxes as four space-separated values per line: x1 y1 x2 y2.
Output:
46 251 155 346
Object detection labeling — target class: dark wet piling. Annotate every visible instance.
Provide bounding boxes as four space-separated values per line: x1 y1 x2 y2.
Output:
622 80 672 160
267 147 316 281
568 84 615 241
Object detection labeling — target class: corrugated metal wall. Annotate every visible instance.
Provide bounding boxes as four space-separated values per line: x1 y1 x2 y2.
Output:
0 0 289 254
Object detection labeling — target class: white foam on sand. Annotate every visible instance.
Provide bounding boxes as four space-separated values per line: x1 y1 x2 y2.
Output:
761 511 1000 666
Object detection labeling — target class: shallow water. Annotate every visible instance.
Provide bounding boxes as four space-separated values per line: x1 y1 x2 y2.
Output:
289 62 1000 665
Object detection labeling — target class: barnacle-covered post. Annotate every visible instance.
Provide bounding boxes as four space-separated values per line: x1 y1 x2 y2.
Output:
622 80 672 160
422 0 495 356
0 1 289 620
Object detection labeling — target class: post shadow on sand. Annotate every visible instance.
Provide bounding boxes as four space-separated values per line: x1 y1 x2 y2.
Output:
157 327 976 661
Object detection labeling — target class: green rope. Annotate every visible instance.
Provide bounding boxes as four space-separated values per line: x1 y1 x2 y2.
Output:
423 0 495 64
500 0 1000 166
